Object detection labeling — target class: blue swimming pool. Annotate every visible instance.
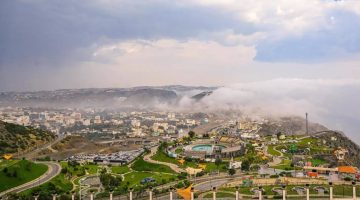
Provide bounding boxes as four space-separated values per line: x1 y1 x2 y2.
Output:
191 144 225 152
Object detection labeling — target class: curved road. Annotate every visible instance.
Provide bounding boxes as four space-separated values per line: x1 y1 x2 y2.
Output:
0 162 61 197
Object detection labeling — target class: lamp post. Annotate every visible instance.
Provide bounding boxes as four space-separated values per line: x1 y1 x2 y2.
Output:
169 187 174 200
52 193 57 200
33 193 39 200
148 186 153 200
71 191 75 200
235 186 239 200
282 185 286 200
353 181 357 200
109 188 113 200
212 187 217 200
191 187 194 200
90 191 94 200
258 186 262 200
329 182 333 200
129 188 133 200
306 184 310 200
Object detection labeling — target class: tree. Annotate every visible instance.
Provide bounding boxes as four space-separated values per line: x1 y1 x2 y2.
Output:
228 168 236 176
215 158 222 169
188 131 195 139
241 160 250 171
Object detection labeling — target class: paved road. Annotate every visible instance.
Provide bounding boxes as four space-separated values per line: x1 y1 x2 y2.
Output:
0 162 61 197
20 135 65 159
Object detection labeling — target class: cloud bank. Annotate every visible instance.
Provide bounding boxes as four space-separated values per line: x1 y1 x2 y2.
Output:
175 79 360 143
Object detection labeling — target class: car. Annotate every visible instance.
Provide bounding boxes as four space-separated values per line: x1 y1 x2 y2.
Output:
140 177 156 184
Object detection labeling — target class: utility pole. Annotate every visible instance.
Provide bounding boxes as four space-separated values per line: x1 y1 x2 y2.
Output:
306 113 309 135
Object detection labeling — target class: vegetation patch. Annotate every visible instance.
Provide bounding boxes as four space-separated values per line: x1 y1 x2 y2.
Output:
132 157 176 174
0 159 48 192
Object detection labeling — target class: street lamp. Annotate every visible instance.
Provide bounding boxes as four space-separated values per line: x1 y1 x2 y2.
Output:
305 184 310 200
352 181 357 200
129 187 133 200
282 185 286 200
212 186 217 200
235 186 239 200
148 186 153 200
190 187 194 200
329 182 333 200
258 186 263 200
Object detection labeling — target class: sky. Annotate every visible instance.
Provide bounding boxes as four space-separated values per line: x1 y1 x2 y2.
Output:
1 0 360 91
1 0 360 142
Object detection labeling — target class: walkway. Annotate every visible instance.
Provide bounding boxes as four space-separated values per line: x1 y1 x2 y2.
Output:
143 146 185 173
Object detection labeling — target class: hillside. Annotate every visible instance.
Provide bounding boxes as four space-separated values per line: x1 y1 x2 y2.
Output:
0 121 56 155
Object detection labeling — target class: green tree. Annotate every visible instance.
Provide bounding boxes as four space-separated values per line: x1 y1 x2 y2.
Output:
241 160 250 171
215 158 222 169
228 168 236 176
188 131 195 138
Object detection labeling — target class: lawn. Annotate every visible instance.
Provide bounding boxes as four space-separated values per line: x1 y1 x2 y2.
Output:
298 137 318 145
122 171 177 187
0 159 48 192
151 150 180 166
204 162 229 173
268 145 281 156
272 159 301 170
112 165 130 174
84 163 99 174
20 173 73 197
175 148 183 154
132 157 176 174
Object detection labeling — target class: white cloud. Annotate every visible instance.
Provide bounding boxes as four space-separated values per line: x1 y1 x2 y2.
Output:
92 39 256 67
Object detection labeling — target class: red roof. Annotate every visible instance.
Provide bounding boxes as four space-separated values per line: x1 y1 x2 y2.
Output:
338 166 358 174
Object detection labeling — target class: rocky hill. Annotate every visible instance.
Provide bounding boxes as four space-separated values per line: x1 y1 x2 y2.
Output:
0 121 56 155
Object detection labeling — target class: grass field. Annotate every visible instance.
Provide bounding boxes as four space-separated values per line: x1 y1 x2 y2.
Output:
204 162 229 173
151 150 180 166
111 165 130 174
132 157 176 174
267 145 281 156
20 173 73 197
122 171 177 187
0 159 48 192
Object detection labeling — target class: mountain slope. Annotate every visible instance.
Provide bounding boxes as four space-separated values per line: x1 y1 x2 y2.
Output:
0 121 55 155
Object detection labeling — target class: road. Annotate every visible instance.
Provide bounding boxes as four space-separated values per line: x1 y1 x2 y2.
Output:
20 135 66 160
0 162 61 197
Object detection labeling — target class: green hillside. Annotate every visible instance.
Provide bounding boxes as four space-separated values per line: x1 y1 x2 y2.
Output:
0 159 48 192
0 121 56 155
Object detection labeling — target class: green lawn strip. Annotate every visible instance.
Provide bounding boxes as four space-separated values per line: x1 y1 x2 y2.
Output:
297 137 318 146
268 145 281 156
20 173 73 197
122 171 177 188
204 162 229 173
84 164 98 174
111 165 130 174
175 148 183 154
0 160 19 170
0 159 48 192
151 150 180 166
132 157 176 174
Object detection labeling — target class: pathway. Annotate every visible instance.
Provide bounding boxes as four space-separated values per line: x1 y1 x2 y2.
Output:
143 146 185 173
